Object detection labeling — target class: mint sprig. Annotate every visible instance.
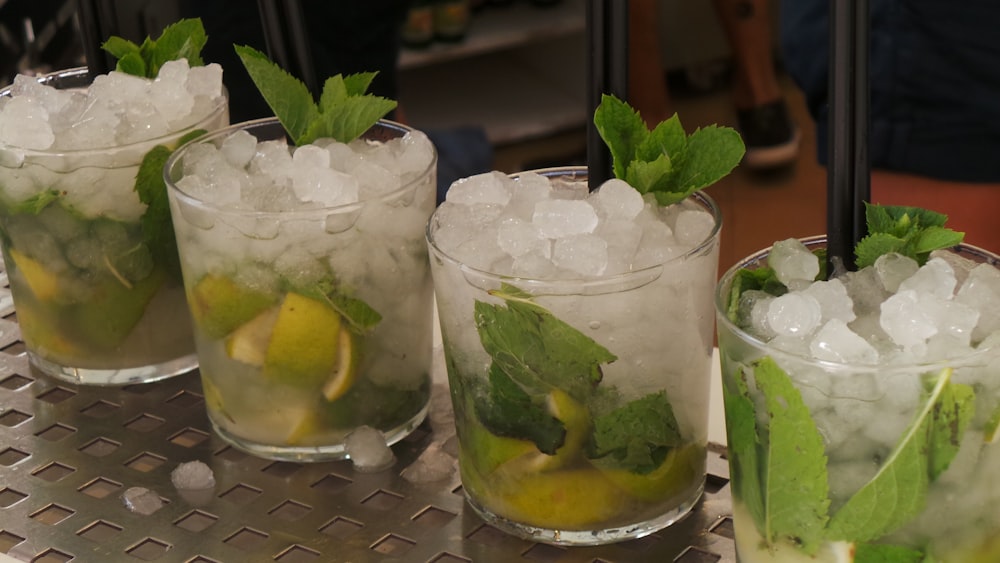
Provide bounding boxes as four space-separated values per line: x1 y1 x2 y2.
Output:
593 94 745 205
234 45 397 146
854 203 965 268
101 18 208 78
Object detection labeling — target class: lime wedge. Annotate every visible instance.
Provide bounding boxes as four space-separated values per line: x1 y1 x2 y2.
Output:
9 248 60 301
524 389 591 471
188 274 275 338
262 292 342 386
321 328 359 401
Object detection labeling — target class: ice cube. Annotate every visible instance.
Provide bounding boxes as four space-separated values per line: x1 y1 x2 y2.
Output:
185 62 224 100
632 217 679 268
506 171 553 220
345 425 396 473
121 487 164 515
874 252 919 293
596 219 643 274
150 59 195 122
171 460 216 490
552 233 608 276
898 257 956 299
446 170 512 206
809 318 879 364
394 130 435 179
956 263 1000 342
532 199 599 238
802 278 856 324
220 129 258 168
591 178 643 220
0 97 54 149
674 208 716 248
511 249 557 278
880 289 937 350
768 238 820 286
496 216 549 258
766 292 822 337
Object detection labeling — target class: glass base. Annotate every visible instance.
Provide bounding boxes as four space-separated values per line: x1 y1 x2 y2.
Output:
28 351 199 386
208 402 430 462
464 481 705 546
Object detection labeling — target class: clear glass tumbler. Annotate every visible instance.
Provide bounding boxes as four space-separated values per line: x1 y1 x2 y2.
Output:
165 118 437 461
428 167 722 545
716 238 1000 562
0 67 228 384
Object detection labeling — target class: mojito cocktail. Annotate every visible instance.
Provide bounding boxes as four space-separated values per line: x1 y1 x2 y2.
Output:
165 118 437 461
0 63 227 384
717 235 1000 562
428 167 721 545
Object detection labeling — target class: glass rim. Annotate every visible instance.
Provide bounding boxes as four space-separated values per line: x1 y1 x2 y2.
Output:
426 165 723 293
163 116 437 217
715 235 1000 373
0 66 229 158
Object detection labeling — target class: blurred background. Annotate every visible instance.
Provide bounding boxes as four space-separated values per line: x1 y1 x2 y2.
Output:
0 0 826 272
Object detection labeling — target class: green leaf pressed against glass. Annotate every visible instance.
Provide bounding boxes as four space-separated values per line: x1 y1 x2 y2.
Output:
854 542 927 563
474 362 566 455
826 368 954 542
721 362 767 529
927 380 975 481
589 391 682 474
752 357 830 555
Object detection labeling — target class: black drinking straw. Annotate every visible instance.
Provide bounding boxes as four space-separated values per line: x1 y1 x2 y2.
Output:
826 0 870 273
586 0 629 190
76 0 113 76
256 0 320 98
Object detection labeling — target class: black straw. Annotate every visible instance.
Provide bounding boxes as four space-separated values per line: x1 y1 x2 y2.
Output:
256 0 320 98
826 0 870 272
586 0 628 190
76 0 113 76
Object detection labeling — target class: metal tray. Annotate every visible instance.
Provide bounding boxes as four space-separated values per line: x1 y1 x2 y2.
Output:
0 273 736 563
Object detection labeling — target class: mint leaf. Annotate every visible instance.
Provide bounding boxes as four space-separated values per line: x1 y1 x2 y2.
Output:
593 93 647 180
289 273 383 335
475 362 566 454
927 378 974 481
594 94 744 205
102 18 207 78
6 190 61 215
725 266 788 324
854 204 964 268
473 284 616 401
235 44 319 144
753 357 830 554
721 363 767 530
235 45 397 145
827 368 955 542
588 391 682 473
854 543 927 563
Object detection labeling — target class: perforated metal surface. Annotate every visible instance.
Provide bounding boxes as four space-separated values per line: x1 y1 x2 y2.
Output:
0 271 736 563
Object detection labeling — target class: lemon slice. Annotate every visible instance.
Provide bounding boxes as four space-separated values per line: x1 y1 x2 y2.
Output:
321 329 359 401
592 442 704 502
522 389 590 471
9 248 60 301
188 274 275 338
487 466 626 529
262 292 342 386
225 306 280 365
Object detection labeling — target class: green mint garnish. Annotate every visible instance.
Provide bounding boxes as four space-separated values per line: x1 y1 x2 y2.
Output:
593 94 745 205
854 203 965 269
752 357 831 555
134 128 207 279
101 18 208 78
475 363 567 455
234 44 397 146
854 543 927 563
588 391 682 474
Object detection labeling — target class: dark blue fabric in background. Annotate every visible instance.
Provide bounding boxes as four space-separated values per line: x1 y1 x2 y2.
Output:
780 0 1000 182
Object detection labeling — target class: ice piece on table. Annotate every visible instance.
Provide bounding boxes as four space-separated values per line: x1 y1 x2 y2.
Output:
345 425 395 473
122 487 164 515
532 199 599 239
873 252 919 293
171 460 216 490
400 441 456 484
768 238 820 286
810 318 879 364
766 292 822 337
